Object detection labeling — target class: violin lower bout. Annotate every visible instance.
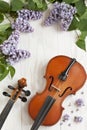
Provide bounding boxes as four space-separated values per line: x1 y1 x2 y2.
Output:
28 93 64 126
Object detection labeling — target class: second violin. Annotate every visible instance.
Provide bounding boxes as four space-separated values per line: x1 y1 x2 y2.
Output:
0 78 31 130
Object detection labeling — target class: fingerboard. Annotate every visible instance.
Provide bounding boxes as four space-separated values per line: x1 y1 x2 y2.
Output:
0 99 14 129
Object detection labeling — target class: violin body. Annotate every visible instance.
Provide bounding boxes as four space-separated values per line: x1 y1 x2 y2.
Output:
28 55 86 127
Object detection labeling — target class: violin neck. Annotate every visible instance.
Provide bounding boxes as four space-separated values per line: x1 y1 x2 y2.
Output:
0 99 14 129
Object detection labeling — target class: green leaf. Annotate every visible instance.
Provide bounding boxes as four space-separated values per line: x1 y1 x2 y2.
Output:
0 69 9 81
0 63 9 81
0 35 6 44
27 0 36 10
33 0 43 8
63 0 79 4
28 0 47 11
0 55 6 64
75 0 86 16
76 31 87 50
10 0 24 11
47 0 56 2
0 13 4 23
0 0 10 13
9 66 15 78
79 31 87 39
0 63 6 73
80 9 87 19
68 16 79 31
76 39 86 51
5 27 13 38
57 0 63 2
78 19 87 31
0 23 10 32
0 24 12 44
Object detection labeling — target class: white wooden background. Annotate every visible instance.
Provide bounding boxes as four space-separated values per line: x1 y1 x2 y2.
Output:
0 1 87 130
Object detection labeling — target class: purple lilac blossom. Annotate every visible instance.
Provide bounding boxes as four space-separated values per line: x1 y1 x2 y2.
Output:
74 116 83 123
6 50 30 65
62 114 70 121
0 41 16 55
17 9 43 20
8 30 20 42
12 9 43 32
12 18 34 33
0 30 30 64
0 10 42 64
75 98 84 107
0 30 20 55
44 8 60 26
44 2 77 30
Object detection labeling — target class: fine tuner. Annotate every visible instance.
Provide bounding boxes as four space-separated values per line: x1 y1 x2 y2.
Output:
0 78 31 130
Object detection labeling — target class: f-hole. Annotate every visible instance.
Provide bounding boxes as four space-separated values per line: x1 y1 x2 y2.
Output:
48 76 54 91
58 87 72 97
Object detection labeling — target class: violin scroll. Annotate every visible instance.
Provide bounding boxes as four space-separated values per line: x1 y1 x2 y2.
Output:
3 78 31 102
18 78 27 88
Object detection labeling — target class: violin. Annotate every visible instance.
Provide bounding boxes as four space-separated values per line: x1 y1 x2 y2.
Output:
28 55 86 130
0 78 31 130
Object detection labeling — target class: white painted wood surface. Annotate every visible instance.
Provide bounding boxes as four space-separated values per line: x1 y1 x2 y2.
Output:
0 2 87 130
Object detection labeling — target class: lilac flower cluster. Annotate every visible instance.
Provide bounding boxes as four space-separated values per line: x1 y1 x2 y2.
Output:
6 50 30 65
44 2 77 30
75 98 84 107
0 10 43 64
17 9 42 20
74 116 83 123
12 9 43 32
0 30 19 55
12 18 34 33
62 114 70 121
62 114 83 125
0 30 30 65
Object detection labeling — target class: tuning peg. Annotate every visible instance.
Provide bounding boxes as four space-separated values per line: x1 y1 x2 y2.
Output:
8 85 31 96
22 90 31 96
3 91 27 102
3 92 11 97
8 85 15 90
19 96 27 102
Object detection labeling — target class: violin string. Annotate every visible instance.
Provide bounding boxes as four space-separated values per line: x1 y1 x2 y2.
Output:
52 80 63 99
52 77 71 99
52 58 73 99
53 76 75 99
52 58 77 99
